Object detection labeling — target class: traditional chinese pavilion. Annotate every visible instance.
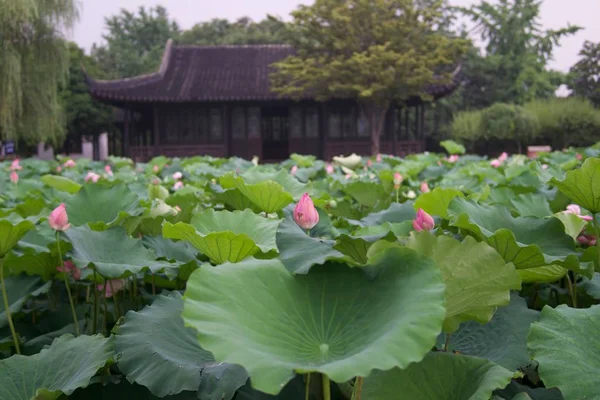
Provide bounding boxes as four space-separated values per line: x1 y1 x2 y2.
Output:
85 40 460 161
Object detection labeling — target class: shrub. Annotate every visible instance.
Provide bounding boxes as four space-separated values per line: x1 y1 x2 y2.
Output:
450 110 482 146
479 103 540 153
524 97 600 149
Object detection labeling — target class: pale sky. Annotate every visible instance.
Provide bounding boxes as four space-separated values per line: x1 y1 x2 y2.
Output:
72 0 600 72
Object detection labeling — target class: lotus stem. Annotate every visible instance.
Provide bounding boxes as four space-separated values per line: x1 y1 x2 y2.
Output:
0 258 21 354
92 270 98 333
305 373 311 400
322 374 331 400
102 281 108 334
565 273 577 308
351 377 364 400
594 213 600 268
152 274 156 295
109 280 121 319
444 333 452 352
56 232 80 336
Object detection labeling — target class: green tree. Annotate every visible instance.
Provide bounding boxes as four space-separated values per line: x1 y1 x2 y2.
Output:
91 6 180 79
0 0 78 145
179 16 292 45
271 0 467 155
569 41 600 107
60 43 113 155
458 0 580 104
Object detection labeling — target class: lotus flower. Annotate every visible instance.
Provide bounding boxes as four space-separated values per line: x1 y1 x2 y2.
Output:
576 153 583 161
566 204 593 221
57 260 81 281
333 153 362 169
291 165 298 175
393 172 403 189
85 172 100 183
97 279 126 298
49 203 70 231
152 165 160 173
577 234 597 246
251 156 259 166
10 159 22 171
447 155 459 163
63 159 76 168
376 154 382 162
173 171 183 180
406 190 416 199
367 159 373 167
542 164 549 170
420 182 430 193
293 193 319 231
56 166 62 173
104 165 113 176
490 159 502 168
498 152 509 162
326 163 334 175
413 209 435 231
10 171 18 184
173 181 184 190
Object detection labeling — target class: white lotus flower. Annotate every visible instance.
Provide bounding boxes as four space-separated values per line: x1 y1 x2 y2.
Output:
405 190 416 199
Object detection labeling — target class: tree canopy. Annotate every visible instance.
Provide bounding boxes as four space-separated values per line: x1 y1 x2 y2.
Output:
270 0 467 155
178 16 292 45
569 41 600 107
0 0 79 145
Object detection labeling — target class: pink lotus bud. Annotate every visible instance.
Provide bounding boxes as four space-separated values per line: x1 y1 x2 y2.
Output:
85 172 100 183
367 159 373 167
173 181 184 190
420 182 430 193
104 165 113 176
326 163 334 175
10 159 22 171
291 165 298 175
376 154 382 162
413 209 435 231
175 205 182 212
490 159 502 168
566 204 593 221
576 153 583 161
97 279 126 298
56 166 62 173
577 234 597 247
63 159 76 168
10 171 18 184
447 155 459 163
293 193 319 231
393 172 403 189
57 260 81 281
542 164 549 170
151 178 161 185
498 152 509 162
153 165 160 173
49 203 70 231
173 171 183 180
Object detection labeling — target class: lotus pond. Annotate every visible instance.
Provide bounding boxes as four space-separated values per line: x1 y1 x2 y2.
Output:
1 146 600 400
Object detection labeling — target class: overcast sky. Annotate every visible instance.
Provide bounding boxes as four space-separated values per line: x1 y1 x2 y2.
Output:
71 0 600 72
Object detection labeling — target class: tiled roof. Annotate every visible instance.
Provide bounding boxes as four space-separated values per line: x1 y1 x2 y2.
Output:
85 40 461 103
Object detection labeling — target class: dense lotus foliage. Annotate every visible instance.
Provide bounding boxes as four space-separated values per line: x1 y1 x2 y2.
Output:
1 145 600 399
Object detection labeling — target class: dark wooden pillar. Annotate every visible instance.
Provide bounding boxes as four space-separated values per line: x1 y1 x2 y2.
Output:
414 105 419 140
223 103 230 157
318 103 327 160
420 104 426 139
153 106 160 158
404 107 410 141
123 110 130 158
392 105 397 156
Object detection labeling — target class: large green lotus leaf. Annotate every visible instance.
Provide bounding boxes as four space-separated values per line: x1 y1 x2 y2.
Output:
493 380 564 400
518 265 567 283
552 212 587 241
142 235 198 263
550 157 600 213
356 201 416 226
276 217 345 274
191 209 280 253
354 221 413 237
69 381 199 400
510 193 552 218
440 140 466 155
163 221 258 264
239 169 307 199
362 352 513 400
235 375 307 400
115 292 247 398
0 219 35 257
414 187 464 218
439 294 539 370
580 272 600 299
65 226 173 278
408 233 521 332
527 304 600 399
213 187 262 212
342 181 389 209
448 198 588 273
182 248 446 395
40 174 81 194
0 275 51 329
3 249 58 280
237 180 293 214
333 233 396 265
65 184 142 229
0 334 113 400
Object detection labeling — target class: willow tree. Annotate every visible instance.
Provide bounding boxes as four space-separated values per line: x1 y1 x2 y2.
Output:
0 0 78 145
270 0 467 155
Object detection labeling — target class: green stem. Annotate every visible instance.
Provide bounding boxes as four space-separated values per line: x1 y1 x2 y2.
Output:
151 274 156 296
92 270 98 333
109 280 121 320
566 273 577 308
322 374 331 400
594 213 600 267
351 377 364 400
305 373 311 400
0 258 21 354
444 333 452 352
133 278 138 310
102 282 108 334
56 232 80 336
395 188 399 203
